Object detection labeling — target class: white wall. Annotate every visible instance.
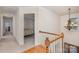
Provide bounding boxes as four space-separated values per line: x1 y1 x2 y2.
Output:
60 13 79 46
38 7 60 32
35 7 60 45
15 9 19 44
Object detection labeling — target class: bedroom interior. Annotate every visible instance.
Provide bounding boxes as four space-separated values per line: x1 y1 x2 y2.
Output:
24 13 35 47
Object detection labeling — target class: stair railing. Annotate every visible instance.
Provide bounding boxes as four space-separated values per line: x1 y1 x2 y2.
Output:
39 31 64 53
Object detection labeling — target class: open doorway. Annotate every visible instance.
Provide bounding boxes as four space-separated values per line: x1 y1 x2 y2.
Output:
24 13 35 48
3 16 13 36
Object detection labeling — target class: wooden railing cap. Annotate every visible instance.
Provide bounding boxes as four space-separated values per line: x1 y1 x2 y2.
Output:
39 30 60 36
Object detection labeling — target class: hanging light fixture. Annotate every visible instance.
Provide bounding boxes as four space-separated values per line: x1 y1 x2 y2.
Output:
64 8 75 31
64 8 79 31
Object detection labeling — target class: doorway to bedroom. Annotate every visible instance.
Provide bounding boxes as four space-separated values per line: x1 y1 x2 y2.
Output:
24 13 35 49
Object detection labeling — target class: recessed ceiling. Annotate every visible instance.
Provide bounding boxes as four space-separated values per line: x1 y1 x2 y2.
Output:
44 6 79 15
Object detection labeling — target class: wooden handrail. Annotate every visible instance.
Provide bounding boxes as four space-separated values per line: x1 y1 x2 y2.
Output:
39 31 64 49
64 42 79 48
44 33 64 53
50 35 63 43
50 33 64 43
39 31 59 36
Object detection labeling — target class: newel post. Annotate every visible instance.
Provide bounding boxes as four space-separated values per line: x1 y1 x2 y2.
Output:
45 37 50 53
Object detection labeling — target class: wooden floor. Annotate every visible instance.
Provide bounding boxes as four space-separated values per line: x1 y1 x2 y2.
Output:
22 45 47 53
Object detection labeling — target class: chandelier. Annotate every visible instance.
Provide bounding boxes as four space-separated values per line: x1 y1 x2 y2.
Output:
64 8 78 31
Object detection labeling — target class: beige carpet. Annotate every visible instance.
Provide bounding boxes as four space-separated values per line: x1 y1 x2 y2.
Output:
0 35 34 53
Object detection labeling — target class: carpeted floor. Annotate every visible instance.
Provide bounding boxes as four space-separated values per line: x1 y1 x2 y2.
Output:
0 35 34 53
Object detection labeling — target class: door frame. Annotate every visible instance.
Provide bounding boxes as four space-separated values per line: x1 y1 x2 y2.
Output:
23 13 35 44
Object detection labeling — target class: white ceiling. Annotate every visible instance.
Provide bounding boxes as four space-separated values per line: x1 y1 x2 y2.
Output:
0 6 79 15
0 6 18 13
44 6 79 15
